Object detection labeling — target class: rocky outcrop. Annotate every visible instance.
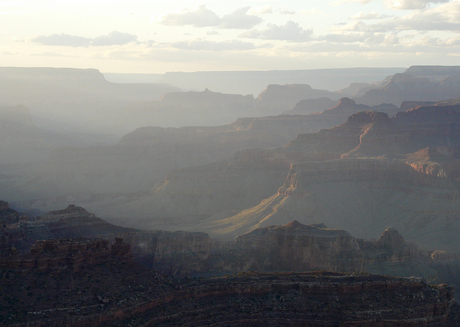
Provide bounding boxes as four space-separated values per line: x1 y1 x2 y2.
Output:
356 66 460 106
1 204 213 275
0 201 20 225
256 84 340 115
120 230 211 275
282 97 338 115
209 155 460 250
152 88 257 126
0 237 131 273
205 222 433 278
4 270 456 327
279 159 451 195
112 272 458 327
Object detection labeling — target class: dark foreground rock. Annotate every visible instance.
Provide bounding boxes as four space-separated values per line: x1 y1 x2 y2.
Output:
1 268 457 326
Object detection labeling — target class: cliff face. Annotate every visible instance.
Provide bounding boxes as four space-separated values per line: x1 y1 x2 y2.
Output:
6 110 353 206
282 97 338 115
356 66 460 106
112 272 458 327
0 237 131 273
120 230 211 275
0 200 20 225
1 204 213 275
256 84 339 114
3 269 456 327
214 157 459 250
80 101 460 246
206 222 434 279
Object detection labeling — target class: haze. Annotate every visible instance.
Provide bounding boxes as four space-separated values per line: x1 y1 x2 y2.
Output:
3 1 460 326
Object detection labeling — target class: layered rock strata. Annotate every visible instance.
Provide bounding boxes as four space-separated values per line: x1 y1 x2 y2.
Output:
1 268 457 326
0 237 131 273
356 66 460 106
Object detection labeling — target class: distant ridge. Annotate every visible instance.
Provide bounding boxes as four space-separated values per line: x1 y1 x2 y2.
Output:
138 67 405 96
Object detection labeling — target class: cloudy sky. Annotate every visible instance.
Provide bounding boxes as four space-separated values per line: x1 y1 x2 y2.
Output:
2 0 460 73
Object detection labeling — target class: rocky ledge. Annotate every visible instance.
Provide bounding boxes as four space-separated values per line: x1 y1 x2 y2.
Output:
104 272 459 327
279 159 451 197
1 269 457 327
0 237 131 274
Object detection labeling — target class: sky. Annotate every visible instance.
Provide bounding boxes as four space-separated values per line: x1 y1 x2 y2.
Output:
1 0 460 73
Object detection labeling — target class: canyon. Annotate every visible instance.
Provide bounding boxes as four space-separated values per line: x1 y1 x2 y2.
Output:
3 65 460 325
2 201 460 326
71 98 460 254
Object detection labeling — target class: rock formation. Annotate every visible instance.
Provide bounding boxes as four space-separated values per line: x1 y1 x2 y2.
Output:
0 67 180 136
0 201 20 225
1 204 213 275
147 104 460 250
356 66 460 106
0 237 131 273
1 267 457 326
4 108 364 206
157 67 403 96
282 97 338 115
256 84 340 114
207 222 429 277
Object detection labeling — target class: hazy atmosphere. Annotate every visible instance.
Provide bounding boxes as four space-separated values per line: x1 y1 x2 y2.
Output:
3 0 460 72
3 1 460 326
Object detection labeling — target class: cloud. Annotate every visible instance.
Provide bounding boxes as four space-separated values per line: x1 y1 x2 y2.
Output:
91 31 137 46
31 31 137 47
159 5 220 27
171 39 256 51
317 31 400 45
318 33 371 43
334 0 449 8
301 8 324 15
239 21 313 42
1 51 18 55
31 34 91 47
220 7 262 29
331 0 375 5
278 8 296 15
30 52 78 57
338 1 460 33
159 5 262 29
383 0 450 10
350 12 392 19
249 6 272 15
